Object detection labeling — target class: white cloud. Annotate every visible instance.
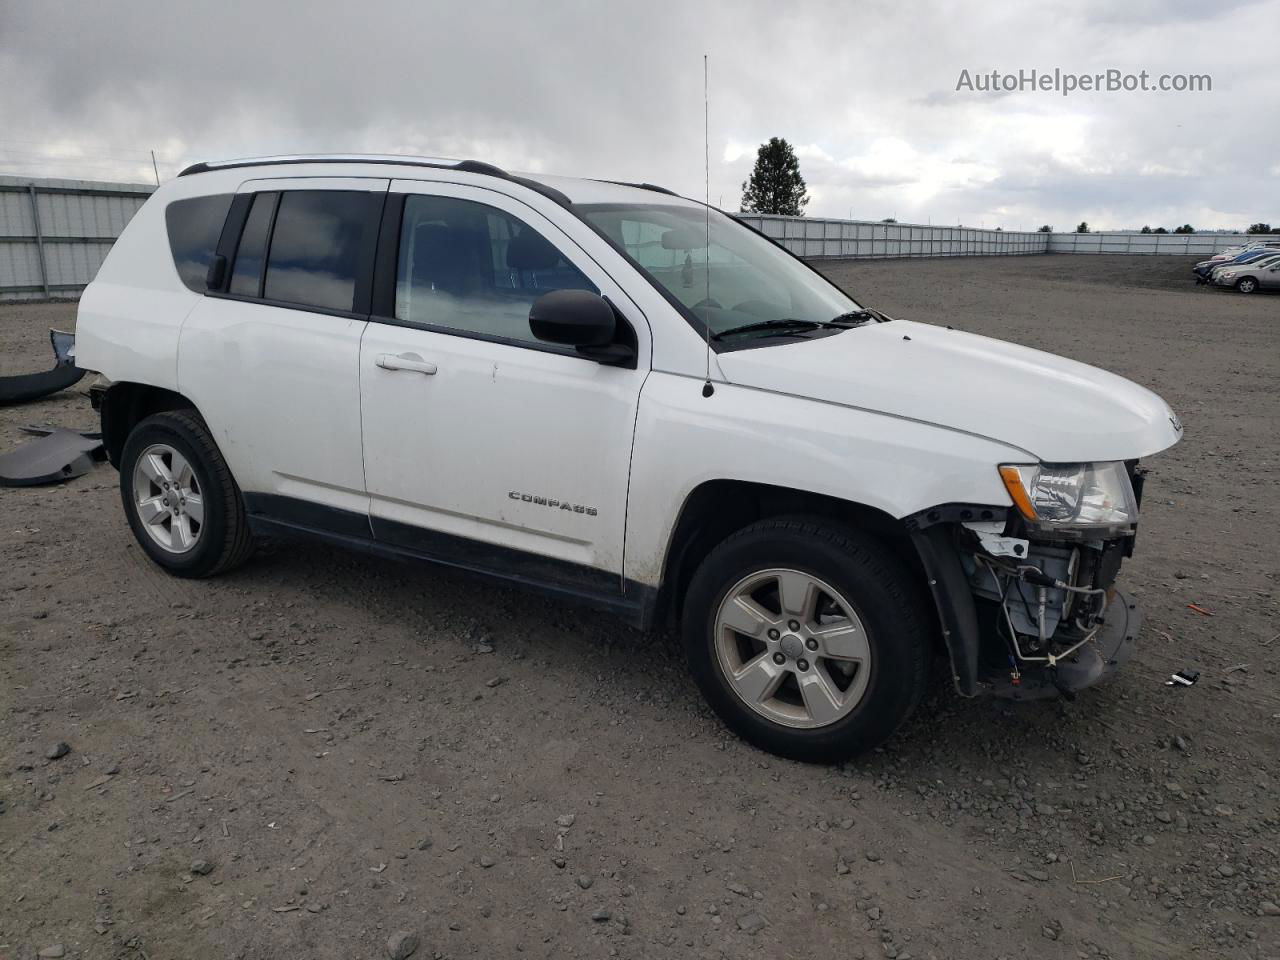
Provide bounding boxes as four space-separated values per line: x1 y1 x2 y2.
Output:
0 0 1273 230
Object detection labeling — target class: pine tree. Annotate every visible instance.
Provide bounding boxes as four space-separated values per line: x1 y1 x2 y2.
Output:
739 138 809 216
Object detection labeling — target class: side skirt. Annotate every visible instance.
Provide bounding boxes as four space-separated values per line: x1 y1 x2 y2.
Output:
242 493 657 630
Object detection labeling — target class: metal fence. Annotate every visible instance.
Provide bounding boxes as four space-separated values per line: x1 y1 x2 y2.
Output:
0 174 1267 302
1046 231 1255 255
0 176 155 301
736 214 1047 259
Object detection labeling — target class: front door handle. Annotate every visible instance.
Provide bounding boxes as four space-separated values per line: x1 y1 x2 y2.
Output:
376 352 438 375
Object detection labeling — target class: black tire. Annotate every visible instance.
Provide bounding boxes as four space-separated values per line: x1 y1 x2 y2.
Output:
119 410 254 578
681 517 930 763
1236 277 1258 294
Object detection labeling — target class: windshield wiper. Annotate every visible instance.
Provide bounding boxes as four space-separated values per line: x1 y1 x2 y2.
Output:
830 308 891 325
710 318 848 341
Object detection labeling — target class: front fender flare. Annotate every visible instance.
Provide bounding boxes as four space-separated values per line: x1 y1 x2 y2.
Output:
904 504 1008 698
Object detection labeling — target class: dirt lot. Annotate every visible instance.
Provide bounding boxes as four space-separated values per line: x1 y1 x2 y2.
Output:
2 255 1277 960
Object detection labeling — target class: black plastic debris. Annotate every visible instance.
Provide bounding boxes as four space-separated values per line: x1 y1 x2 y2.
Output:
0 329 85 406
0 427 102 487
1165 669 1200 687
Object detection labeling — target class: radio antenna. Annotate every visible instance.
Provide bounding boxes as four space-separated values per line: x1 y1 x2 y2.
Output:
701 53 714 399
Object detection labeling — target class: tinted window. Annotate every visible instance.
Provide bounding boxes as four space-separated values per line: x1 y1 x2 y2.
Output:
164 194 232 292
395 194 595 344
229 192 276 297
263 191 380 312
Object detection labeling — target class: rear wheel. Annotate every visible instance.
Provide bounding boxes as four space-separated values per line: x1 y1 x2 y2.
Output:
1236 277 1258 293
681 518 930 762
119 410 253 577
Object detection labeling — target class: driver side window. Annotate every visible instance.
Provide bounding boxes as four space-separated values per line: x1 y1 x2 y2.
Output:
394 194 596 345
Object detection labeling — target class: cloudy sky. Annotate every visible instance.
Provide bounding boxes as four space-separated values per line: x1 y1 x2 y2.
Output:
1 0 1275 231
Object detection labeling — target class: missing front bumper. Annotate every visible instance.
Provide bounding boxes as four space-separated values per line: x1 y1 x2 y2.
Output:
984 590 1140 700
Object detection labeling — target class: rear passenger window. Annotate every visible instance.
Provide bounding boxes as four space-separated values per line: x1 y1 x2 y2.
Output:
263 191 381 313
164 194 232 292
394 194 595 344
229 192 276 297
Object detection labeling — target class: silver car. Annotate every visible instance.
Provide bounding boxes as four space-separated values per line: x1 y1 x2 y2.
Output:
1212 252 1280 293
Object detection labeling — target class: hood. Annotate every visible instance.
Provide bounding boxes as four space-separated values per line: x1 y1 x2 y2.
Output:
715 319 1182 463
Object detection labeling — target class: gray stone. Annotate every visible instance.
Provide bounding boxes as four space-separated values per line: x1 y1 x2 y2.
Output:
479 855 496 868
555 814 576 828
576 875 592 889
45 742 70 760
37 947 65 959
190 859 214 876
591 908 611 922
1260 901 1280 916
737 912 769 935
386 930 419 960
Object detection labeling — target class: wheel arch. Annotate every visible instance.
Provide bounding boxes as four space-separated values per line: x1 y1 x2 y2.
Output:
652 479 931 631
98 381 199 468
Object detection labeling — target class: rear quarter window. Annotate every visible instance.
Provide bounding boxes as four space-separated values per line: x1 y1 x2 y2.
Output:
164 194 233 292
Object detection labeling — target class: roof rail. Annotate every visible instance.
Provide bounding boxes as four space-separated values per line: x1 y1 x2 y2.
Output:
598 179 682 198
176 155 572 207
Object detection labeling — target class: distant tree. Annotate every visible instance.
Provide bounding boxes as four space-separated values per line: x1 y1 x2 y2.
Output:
1246 222 1275 234
1076 222 1090 233
739 137 809 216
881 218 898 224
1153 226 1168 234
1140 225 1152 234
1037 225 1053 233
1173 224 1195 234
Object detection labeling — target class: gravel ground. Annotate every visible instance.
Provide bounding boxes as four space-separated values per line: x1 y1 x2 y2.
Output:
1 255 1277 960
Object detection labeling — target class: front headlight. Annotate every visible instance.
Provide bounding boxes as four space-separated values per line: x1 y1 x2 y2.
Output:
998 462 1139 534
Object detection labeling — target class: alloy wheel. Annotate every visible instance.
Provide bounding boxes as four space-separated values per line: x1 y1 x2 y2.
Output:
131 443 204 554
713 567 872 728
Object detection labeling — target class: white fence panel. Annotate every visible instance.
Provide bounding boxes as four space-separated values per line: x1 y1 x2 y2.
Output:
736 214 1048 260
1046 232 1253 255
0 176 154 301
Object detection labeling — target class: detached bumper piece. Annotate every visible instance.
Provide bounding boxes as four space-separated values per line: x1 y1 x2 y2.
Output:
984 590 1140 701
0 329 85 406
0 427 103 487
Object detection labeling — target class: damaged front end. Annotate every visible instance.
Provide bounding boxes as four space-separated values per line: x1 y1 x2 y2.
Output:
908 461 1147 701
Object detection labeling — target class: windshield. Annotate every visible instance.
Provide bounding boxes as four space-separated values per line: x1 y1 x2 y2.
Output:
577 202 863 343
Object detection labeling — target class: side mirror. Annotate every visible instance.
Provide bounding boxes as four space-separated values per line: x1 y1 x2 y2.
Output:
528 290 636 367
529 290 616 347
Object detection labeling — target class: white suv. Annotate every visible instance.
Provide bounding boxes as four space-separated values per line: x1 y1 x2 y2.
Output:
77 155 1182 761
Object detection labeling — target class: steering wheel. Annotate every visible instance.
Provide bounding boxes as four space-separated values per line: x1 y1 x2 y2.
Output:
692 297 723 310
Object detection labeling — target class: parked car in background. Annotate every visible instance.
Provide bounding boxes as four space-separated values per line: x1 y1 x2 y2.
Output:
1193 248 1277 283
75 155 1183 762
1204 239 1280 264
1211 252 1280 293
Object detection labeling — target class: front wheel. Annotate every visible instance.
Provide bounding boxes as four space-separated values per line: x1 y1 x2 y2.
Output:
119 410 254 578
681 518 931 763
1236 277 1258 293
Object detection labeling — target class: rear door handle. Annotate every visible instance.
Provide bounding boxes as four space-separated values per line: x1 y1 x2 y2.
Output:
376 352 437 375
